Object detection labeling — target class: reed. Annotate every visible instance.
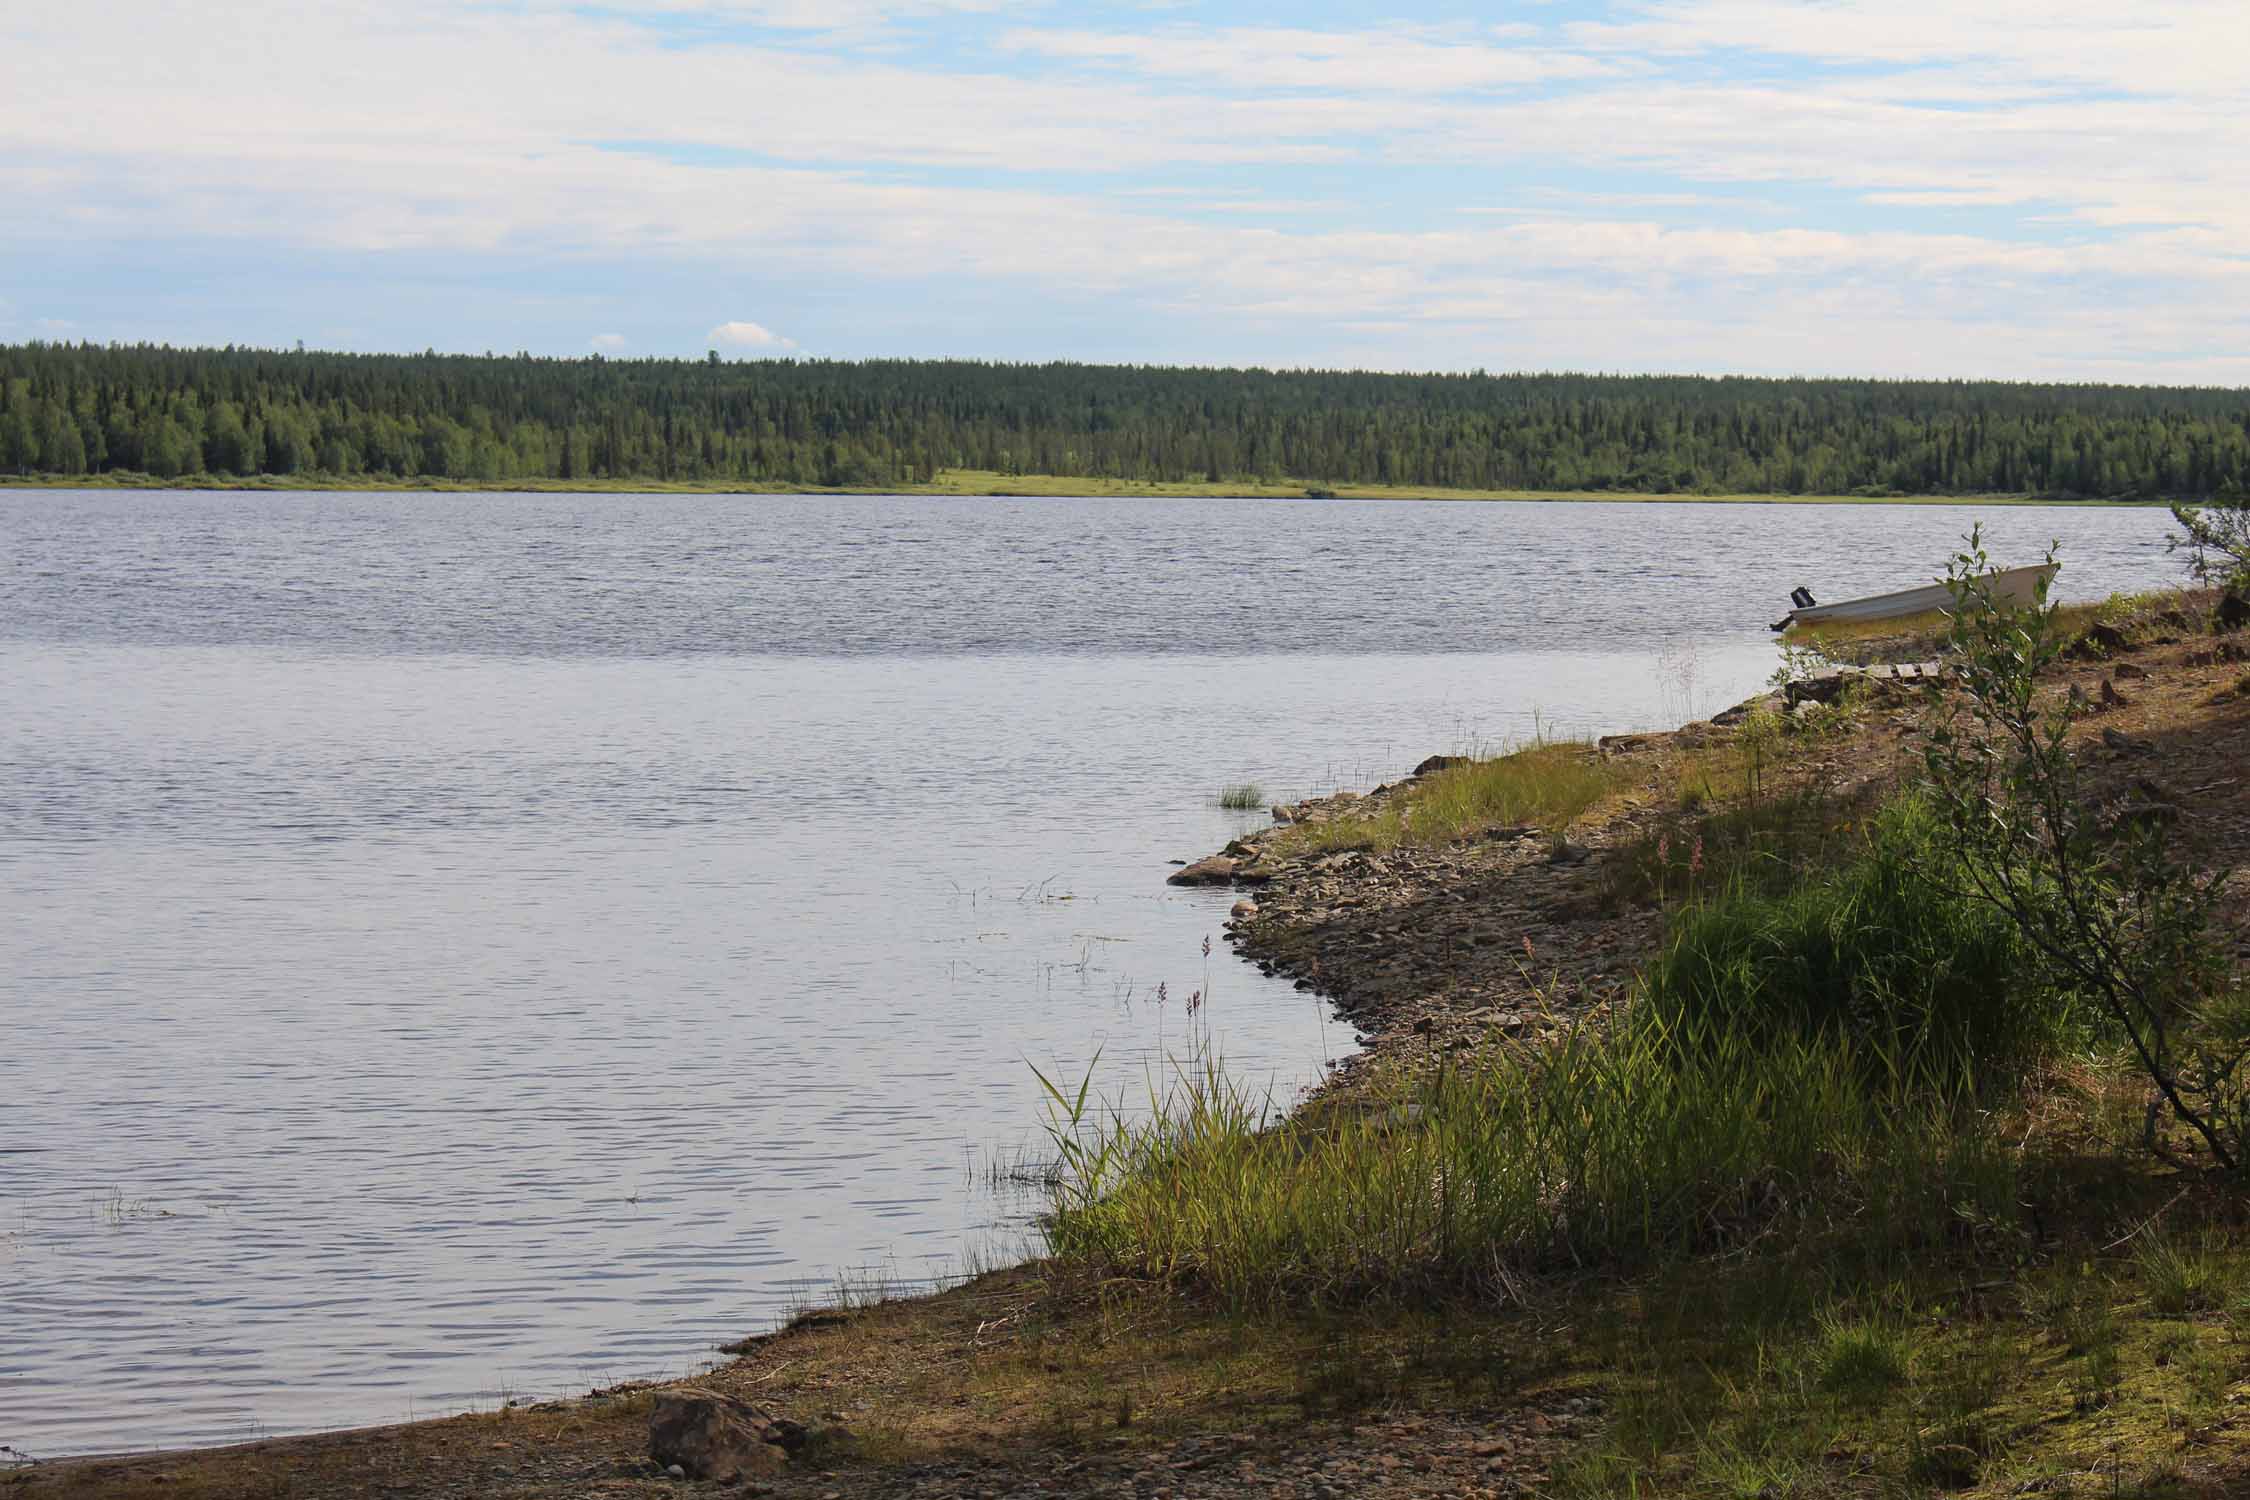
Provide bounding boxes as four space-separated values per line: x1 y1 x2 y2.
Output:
1215 782 1266 810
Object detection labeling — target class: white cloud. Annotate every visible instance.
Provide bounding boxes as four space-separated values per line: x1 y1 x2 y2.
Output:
589 332 628 350
511 0 1017 32
3 1 2248 378
1000 26 1612 94
708 320 797 350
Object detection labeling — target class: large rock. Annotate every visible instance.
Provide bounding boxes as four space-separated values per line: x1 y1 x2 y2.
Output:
648 1388 799 1481
1783 673 1853 707
2067 620 2131 659
1413 754 1469 777
1710 694 1783 727
2219 592 2249 632
1166 855 1238 886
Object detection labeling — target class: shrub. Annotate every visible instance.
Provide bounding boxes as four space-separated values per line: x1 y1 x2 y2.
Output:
1920 529 2243 1169
2172 482 2250 593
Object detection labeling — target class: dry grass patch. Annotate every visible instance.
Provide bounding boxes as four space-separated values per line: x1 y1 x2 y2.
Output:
1284 740 1624 853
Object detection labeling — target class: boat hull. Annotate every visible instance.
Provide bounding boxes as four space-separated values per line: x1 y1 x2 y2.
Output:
1782 562 2058 629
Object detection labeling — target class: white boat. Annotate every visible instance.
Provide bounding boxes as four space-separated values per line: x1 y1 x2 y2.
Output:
1771 562 2058 632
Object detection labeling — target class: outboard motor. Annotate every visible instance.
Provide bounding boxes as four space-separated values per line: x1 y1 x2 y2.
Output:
1789 586 1817 610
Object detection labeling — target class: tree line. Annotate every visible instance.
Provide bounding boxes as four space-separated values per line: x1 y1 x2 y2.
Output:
2 342 2246 498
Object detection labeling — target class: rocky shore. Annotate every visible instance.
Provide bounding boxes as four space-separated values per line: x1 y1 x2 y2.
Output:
1167 681 1925 1102
1155 612 2250 1137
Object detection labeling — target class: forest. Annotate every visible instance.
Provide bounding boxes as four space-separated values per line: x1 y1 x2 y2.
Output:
2 342 2246 498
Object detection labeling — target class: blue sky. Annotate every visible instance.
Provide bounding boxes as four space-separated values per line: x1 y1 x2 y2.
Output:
4 1 2246 380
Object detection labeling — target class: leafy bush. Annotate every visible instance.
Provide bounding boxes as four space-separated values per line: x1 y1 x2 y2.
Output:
1920 529 2244 1169
2173 483 2250 593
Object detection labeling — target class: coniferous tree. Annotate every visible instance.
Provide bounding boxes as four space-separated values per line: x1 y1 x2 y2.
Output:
0 341 2244 498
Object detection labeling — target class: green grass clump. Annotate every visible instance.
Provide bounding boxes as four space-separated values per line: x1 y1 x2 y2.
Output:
1637 797 2069 1083
1401 741 1619 840
1215 782 1266 810
2135 1234 2234 1317
1812 1315 1912 1401
1601 787 1858 908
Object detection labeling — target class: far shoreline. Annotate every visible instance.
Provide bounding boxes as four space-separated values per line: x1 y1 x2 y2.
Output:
0 468 2178 506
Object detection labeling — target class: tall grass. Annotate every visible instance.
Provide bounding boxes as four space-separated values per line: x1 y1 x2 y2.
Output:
1039 796 2067 1309
1283 738 1621 853
1216 782 1266 810
1639 797 2071 1080
1600 787 1855 908
1039 1019 2017 1310
1401 740 1618 840
1603 707 1852 907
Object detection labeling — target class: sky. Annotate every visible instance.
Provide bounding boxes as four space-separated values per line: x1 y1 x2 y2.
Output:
3 1 2247 381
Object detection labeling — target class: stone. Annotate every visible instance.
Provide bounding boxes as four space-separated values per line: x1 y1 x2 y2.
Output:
1270 805 1295 824
1784 672 1852 707
2101 677 2130 707
1166 855 1238 886
2068 620 2132 659
1548 840 1591 866
1413 754 1469 776
1710 695 1781 727
648 1388 795 1482
2216 591 2249 632
2114 661 2150 680
665 1464 687 1480
1229 898 1259 921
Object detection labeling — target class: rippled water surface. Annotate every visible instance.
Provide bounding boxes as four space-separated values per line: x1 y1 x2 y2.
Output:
0 492 2182 1456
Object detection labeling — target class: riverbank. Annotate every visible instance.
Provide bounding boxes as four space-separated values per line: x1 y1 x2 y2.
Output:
0 468 2171 505
23 591 2250 1498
